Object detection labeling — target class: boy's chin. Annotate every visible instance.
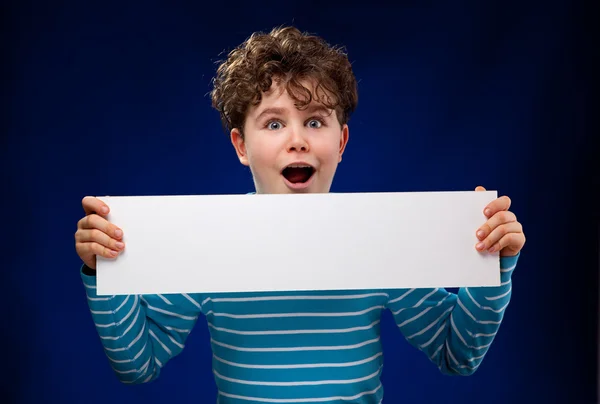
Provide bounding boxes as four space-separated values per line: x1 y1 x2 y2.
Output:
275 184 316 194
282 187 314 194
257 177 329 194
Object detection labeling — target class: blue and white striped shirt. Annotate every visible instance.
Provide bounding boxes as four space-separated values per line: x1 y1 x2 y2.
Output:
82 254 518 403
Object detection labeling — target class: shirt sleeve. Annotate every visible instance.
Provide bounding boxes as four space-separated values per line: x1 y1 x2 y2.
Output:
385 254 519 375
81 266 204 383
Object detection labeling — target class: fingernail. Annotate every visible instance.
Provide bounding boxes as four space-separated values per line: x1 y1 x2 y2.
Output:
115 242 125 250
476 242 484 250
101 206 109 214
477 230 485 239
114 229 123 238
109 249 118 257
484 208 491 216
488 245 496 253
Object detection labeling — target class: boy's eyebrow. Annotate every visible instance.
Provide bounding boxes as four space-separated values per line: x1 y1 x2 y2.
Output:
305 104 333 116
255 105 333 122
255 107 287 122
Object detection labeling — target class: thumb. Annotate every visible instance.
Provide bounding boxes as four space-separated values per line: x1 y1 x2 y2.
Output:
475 186 486 191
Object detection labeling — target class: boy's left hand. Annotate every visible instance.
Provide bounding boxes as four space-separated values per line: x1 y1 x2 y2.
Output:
475 186 526 257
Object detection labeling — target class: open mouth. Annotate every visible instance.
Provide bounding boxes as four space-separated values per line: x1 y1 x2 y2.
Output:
281 164 316 185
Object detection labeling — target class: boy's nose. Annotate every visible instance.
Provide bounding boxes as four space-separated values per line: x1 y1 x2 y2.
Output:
286 129 309 152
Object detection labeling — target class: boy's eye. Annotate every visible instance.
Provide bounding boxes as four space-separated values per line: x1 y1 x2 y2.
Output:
267 121 282 130
307 119 322 129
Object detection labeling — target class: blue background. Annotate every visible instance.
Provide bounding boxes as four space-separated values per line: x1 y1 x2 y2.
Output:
3 0 597 403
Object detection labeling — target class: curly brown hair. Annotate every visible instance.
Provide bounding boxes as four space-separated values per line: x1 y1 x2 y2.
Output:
210 26 358 137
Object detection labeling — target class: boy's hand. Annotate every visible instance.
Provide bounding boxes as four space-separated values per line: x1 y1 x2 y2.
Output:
75 197 125 270
474 186 526 257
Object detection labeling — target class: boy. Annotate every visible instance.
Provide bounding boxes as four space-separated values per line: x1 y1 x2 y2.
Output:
75 26 525 403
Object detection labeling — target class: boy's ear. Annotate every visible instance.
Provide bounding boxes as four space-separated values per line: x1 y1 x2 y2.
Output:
230 128 249 166
338 124 349 163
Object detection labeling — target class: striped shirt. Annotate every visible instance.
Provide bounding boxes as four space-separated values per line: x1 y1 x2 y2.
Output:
82 254 518 403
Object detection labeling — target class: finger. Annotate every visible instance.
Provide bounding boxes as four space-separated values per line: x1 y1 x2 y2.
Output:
82 196 110 217
483 195 511 218
76 229 125 251
475 186 486 191
489 232 526 255
78 214 123 240
78 241 119 259
476 210 518 240
475 221 523 252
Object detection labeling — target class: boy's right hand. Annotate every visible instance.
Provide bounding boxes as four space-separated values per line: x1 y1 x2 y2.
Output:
75 197 125 270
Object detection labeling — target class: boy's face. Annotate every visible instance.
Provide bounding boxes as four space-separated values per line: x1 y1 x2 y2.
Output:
230 80 349 194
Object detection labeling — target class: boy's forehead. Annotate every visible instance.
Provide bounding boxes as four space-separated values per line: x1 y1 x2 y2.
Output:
248 103 334 124
248 81 334 117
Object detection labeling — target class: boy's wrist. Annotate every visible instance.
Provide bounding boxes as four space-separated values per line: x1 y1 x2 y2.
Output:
82 264 97 277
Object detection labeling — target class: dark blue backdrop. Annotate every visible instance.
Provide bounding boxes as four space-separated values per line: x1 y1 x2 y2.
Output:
4 1 597 403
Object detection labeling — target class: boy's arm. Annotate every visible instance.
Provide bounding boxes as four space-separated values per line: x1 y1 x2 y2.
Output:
81 265 204 384
386 254 518 375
